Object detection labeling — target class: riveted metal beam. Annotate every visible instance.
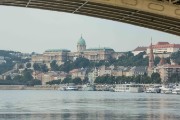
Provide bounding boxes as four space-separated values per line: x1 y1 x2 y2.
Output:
0 0 180 36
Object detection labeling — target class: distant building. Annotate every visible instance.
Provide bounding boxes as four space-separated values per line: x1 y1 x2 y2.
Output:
31 36 123 68
156 64 180 83
132 47 147 56
33 71 68 85
128 66 147 76
32 49 71 68
147 42 180 58
98 65 112 76
83 47 116 61
0 56 6 64
69 68 87 80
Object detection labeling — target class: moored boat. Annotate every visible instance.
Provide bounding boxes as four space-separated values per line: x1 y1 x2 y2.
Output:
112 84 144 93
160 85 173 94
61 83 78 91
146 85 161 93
81 84 95 91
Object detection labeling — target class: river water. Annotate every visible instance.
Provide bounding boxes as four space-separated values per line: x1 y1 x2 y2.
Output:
0 90 179 120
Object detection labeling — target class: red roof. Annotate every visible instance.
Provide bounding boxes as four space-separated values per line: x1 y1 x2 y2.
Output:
148 42 180 49
157 42 169 45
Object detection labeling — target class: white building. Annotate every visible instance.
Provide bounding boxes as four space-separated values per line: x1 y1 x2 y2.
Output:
132 47 147 56
147 42 180 58
0 56 6 64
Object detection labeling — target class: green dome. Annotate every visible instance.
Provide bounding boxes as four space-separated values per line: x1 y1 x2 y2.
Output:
77 36 86 46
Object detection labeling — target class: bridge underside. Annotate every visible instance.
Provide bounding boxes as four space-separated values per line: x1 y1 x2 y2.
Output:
0 0 180 36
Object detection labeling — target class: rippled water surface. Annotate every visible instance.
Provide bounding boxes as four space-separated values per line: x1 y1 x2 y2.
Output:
0 90 180 120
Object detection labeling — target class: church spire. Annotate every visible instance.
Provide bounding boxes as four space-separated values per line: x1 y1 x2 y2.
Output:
149 38 154 69
148 38 154 76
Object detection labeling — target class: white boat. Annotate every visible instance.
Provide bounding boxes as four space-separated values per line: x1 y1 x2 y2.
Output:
113 84 144 93
172 85 180 94
65 86 78 91
160 85 173 94
63 83 78 91
81 84 95 91
146 85 161 93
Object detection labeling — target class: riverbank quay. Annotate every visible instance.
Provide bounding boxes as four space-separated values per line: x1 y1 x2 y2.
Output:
0 85 60 90
0 84 155 90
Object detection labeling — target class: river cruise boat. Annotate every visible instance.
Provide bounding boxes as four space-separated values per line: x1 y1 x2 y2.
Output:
113 84 144 93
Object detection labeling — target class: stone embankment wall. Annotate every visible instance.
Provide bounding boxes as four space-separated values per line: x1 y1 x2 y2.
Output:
0 85 60 90
0 85 25 90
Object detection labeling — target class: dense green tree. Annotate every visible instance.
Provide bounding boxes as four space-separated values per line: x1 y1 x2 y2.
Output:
151 72 161 84
83 77 89 84
113 51 149 67
18 64 24 69
59 61 73 72
72 77 82 85
41 64 48 73
169 73 180 83
61 76 72 84
33 63 48 72
33 63 41 71
50 60 59 71
171 50 180 65
26 62 31 68
5 75 12 81
22 69 33 81
73 57 90 68
46 79 61 85
154 57 161 66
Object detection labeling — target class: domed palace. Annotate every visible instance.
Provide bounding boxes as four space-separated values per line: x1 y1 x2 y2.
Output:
77 36 86 52
32 36 123 68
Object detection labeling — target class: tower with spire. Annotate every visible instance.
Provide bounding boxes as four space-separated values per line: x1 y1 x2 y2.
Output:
148 39 154 76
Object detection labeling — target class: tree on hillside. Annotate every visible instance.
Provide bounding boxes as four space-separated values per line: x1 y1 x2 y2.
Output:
72 77 82 85
73 57 90 68
61 76 72 84
151 72 161 84
50 60 59 71
5 75 12 81
33 63 48 73
23 69 33 81
171 50 180 64
46 79 61 85
169 73 180 83
41 64 48 73
26 62 31 68
33 63 41 71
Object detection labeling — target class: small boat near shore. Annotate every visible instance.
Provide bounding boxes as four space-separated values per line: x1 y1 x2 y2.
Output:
160 85 173 94
81 84 95 91
146 85 161 93
172 85 180 94
59 83 78 91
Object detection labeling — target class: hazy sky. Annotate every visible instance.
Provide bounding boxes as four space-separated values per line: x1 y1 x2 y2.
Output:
0 6 179 53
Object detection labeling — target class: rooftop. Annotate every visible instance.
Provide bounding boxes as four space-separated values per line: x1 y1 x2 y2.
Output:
85 47 114 51
77 36 86 46
45 49 71 53
133 47 147 51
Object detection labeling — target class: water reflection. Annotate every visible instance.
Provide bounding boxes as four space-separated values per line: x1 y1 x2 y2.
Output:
0 91 180 120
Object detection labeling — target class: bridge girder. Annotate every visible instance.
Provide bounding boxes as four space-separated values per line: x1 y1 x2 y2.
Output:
0 0 180 36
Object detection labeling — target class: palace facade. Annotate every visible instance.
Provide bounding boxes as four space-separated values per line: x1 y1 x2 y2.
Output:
32 36 123 68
